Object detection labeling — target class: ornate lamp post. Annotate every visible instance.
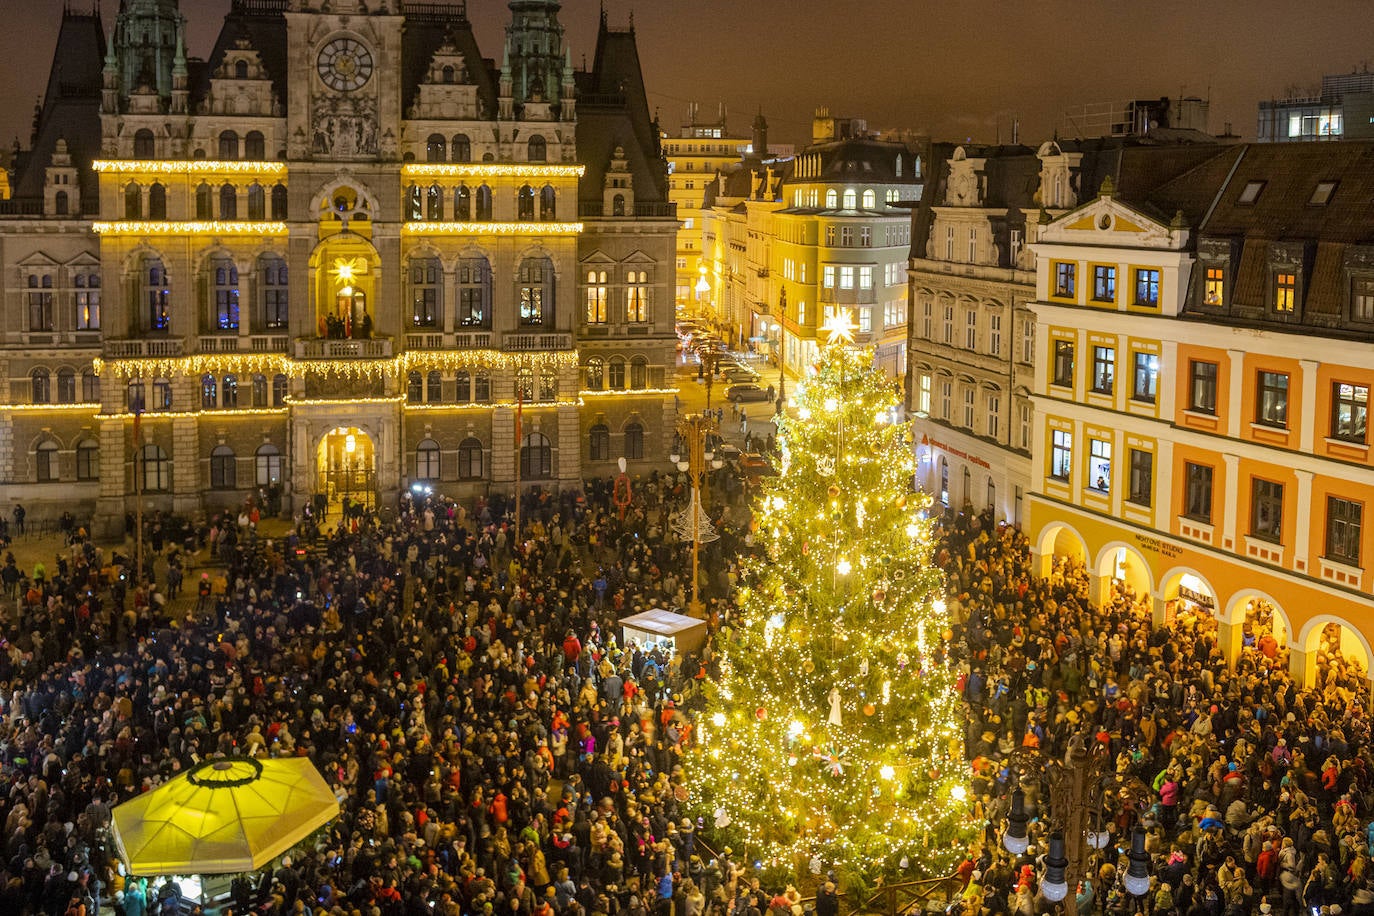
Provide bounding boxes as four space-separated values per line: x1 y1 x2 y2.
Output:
1001 737 1152 916
670 412 723 618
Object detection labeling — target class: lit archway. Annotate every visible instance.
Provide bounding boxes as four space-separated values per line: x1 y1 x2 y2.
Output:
1297 614 1373 693
1037 521 1088 567
1094 541 1153 604
317 427 376 511
1158 566 1219 631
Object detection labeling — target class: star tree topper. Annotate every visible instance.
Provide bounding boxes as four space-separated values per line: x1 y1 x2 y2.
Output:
824 308 857 345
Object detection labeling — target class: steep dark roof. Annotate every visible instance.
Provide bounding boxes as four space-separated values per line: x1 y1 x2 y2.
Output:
574 22 668 205
400 14 497 118
783 136 920 186
10 9 105 203
702 158 794 207
195 1 290 111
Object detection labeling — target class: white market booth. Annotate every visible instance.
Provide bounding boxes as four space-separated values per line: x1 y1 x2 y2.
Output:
619 608 708 655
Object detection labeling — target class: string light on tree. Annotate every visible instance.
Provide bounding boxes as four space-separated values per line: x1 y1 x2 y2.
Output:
685 314 973 882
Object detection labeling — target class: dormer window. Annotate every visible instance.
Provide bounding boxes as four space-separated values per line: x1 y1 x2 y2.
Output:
1352 276 1374 323
1203 265 1226 306
1238 180 1266 205
1274 271 1298 313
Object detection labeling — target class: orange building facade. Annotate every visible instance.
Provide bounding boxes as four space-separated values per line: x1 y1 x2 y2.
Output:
1025 143 1374 688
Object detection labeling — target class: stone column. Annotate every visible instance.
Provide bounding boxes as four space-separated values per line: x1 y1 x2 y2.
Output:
557 403 582 485
1217 618 1244 672
94 417 129 539
492 407 516 486
170 416 201 517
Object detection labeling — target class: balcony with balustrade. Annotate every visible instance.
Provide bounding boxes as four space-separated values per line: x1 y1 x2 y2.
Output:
198 334 291 354
294 337 393 359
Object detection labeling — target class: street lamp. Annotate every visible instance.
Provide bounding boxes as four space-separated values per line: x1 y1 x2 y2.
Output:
774 291 787 416
671 412 721 619
1000 738 1152 916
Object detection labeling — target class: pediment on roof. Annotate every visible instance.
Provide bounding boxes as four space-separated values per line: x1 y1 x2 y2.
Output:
1042 195 1180 249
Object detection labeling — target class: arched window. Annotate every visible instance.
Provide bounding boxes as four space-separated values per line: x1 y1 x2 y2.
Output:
624 421 645 460
234 60 249 80
457 256 489 327
427 370 443 404
410 257 442 327
81 370 99 402
148 183 167 219
629 356 648 390
455 370 471 402
247 183 265 220
127 380 146 412
426 134 447 162
244 131 265 160
842 188 857 209
406 185 423 221
251 374 268 407
540 185 556 221
153 378 172 410
451 134 472 162
218 130 239 160
76 439 98 481
862 188 877 209
473 372 491 402
210 445 237 490
627 269 649 322
75 272 100 330
608 357 626 390
140 444 171 492
30 369 50 404
36 441 59 483
143 257 171 332
407 371 423 403
196 183 213 219
56 368 75 404
221 375 238 408
539 370 557 402
475 185 492 220
259 255 288 329
426 184 443 221
210 256 240 330
612 194 625 217
134 129 156 158
201 374 218 409
272 374 288 405
26 273 53 331
824 189 837 209
517 185 536 221
520 432 552 479
54 191 68 216
220 183 238 219
527 135 547 162
441 65 455 84
589 423 610 461
458 437 483 479
518 256 553 325
454 185 471 220
586 357 605 391
125 182 142 219
270 183 288 219
254 444 282 487
416 438 441 480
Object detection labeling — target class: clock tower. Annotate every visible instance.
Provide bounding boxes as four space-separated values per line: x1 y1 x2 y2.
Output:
284 0 403 161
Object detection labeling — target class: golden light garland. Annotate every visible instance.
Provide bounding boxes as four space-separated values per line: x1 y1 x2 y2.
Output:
404 399 580 411
0 402 102 413
92 221 289 236
101 407 289 420
401 164 585 180
579 387 681 397
401 221 583 236
93 160 289 176
94 348 583 381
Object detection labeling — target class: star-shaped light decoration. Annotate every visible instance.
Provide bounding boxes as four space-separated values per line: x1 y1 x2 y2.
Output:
824 308 857 345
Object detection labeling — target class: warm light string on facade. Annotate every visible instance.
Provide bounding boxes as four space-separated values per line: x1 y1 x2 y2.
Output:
92 349 581 381
401 221 583 236
401 163 585 180
92 221 289 236
92 160 289 176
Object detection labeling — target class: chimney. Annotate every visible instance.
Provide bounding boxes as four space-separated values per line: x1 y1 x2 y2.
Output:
752 110 768 158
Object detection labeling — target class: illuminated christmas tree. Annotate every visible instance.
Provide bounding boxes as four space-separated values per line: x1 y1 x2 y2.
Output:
688 312 972 880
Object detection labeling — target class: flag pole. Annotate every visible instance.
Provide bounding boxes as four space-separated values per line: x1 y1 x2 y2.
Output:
133 408 144 590
514 376 524 544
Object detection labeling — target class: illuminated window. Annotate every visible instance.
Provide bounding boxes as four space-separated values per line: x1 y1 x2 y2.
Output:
1134 269 1160 307
1052 340 1074 387
627 270 649 322
825 189 838 208
410 258 441 328
1273 272 1297 313
1054 262 1076 298
256 444 282 486
1251 478 1284 542
426 134 447 162
1332 382 1368 443
1050 430 1072 481
1088 438 1111 493
585 270 608 323
1203 266 1225 306
861 189 876 208
1189 361 1217 414
260 256 288 329
1255 370 1289 428
35 441 59 483
210 257 240 330
842 189 857 209
518 185 536 221
143 259 171 332
1132 353 1158 403
586 357 605 391
221 375 238 408
1092 266 1116 302
457 257 489 326
519 257 553 325
202 374 219 409
454 185 471 220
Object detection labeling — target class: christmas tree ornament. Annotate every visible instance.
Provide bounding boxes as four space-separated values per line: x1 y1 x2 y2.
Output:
827 484 841 499
863 703 876 717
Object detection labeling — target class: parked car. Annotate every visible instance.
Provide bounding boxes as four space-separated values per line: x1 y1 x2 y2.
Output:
737 452 777 478
724 366 759 383
727 383 772 402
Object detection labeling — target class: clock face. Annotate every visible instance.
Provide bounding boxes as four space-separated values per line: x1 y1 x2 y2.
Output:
316 37 374 92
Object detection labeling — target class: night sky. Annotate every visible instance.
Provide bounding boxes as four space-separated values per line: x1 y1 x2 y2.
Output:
2 0 1371 152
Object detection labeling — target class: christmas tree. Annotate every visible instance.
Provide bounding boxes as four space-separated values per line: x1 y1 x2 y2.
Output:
688 313 972 880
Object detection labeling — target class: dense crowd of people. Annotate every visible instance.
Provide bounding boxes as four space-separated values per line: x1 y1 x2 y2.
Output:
0 475 758 916
939 508 1374 916
5 465 1374 916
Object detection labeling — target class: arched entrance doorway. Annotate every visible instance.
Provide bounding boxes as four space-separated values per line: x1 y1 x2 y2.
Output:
1033 521 1088 579
1158 568 1218 632
1219 590 1293 673
1095 542 1152 608
1297 615 1373 694
317 427 377 512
